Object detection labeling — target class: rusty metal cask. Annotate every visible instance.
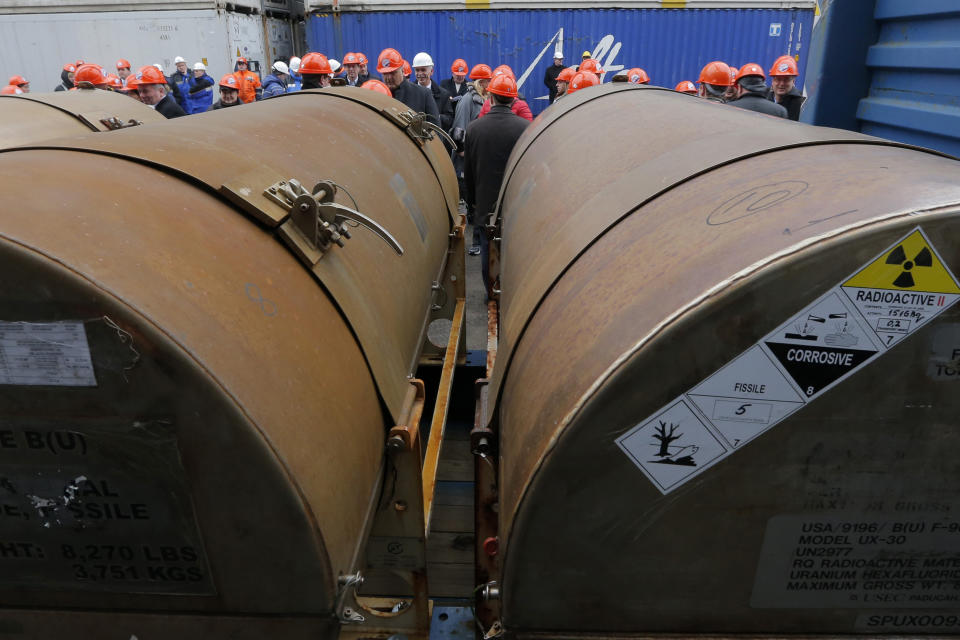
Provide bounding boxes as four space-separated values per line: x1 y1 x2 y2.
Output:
492 85 960 636
0 88 455 637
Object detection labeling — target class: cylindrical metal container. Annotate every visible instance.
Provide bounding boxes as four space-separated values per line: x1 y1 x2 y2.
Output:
0 90 164 146
0 88 454 637
493 85 960 636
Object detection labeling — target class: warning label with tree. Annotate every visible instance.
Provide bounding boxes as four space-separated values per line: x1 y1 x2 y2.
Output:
616 226 960 495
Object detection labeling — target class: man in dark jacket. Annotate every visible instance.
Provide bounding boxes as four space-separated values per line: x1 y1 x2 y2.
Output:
728 63 787 118
768 55 804 121
440 58 470 114
170 56 191 112
185 62 215 113
543 51 564 104
211 74 242 110
261 61 290 99
412 52 454 130
55 63 76 91
135 66 186 119
378 48 440 126
464 74 530 295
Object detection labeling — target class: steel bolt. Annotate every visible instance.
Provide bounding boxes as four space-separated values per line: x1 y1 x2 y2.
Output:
394 500 408 512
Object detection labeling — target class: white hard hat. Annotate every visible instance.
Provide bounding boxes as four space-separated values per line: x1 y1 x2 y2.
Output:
174 56 186 64
193 62 206 71
272 60 289 75
289 56 301 73
153 63 164 72
329 59 341 72
412 52 434 68
554 49 564 58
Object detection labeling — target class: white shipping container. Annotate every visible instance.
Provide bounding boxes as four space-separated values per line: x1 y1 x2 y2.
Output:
265 16 294 63
0 0 261 15
0 10 278 93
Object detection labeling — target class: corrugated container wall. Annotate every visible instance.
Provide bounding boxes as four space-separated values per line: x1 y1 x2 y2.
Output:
306 7 813 115
803 1 960 158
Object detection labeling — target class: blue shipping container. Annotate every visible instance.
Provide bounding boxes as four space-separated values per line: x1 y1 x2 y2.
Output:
307 7 813 115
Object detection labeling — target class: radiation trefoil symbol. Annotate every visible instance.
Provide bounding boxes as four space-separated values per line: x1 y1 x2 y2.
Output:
886 244 933 288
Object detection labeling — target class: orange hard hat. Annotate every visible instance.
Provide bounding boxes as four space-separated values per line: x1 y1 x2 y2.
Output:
121 75 138 91
300 52 333 75
626 68 649 84
74 64 110 87
698 61 733 87
469 63 492 80
105 73 123 90
75 59 85 67
0 85 22 95
342 52 360 65
735 62 765 82
8 75 27 87
361 79 392 96
376 48 404 73
674 80 697 94
355 52 368 65
63 63 77 73
451 58 468 74
579 58 603 75
567 71 600 94
728 66 738 83
556 67 576 83
492 64 515 80
769 55 798 76
487 74 518 98
134 65 167 85
116 58 131 70
402 59 411 77
237 57 248 65
219 74 239 89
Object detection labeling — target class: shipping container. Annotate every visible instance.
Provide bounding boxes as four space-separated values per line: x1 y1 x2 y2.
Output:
0 9 269 94
0 0 261 15
305 4 815 115
802 0 960 158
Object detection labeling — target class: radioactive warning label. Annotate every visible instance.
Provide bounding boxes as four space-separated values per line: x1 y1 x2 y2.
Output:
616 227 960 494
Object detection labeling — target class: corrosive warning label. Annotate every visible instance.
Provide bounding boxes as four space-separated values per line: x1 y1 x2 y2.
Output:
616 227 960 494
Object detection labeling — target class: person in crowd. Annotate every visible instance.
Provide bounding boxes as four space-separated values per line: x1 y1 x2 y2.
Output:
355 52 371 85
552 67 575 102
234 57 261 103
627 68 650 84
299 52 334 89
463 72 530 295
451 63 493 254
170 56 191 111
120 74 141 100
212 74 242 109
440 58 470 116
477 66 533 121
674 80 697 94
769 55 804 121
135 65 186 118
116 59 132 83
566 71 600 95
262 60 290 98
728 62 787 117
342 53 364 86
74 64 111 89
8 75 29 93
698 61 733 103
361 79 392 96
543 50 564 103
413 52 454 130
377 48 440 126
288 56 302 91
55 62 77 91
186 62 215 113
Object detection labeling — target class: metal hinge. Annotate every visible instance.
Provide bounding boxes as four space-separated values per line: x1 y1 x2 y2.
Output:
266 178 403 267
393 110 456 148
99 116 144 130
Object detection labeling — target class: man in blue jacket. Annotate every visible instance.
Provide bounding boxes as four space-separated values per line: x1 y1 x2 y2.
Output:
262 61 290 99
170 56 191 112
185 62 215 113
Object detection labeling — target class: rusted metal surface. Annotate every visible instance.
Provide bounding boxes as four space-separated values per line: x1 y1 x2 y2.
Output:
493 88 960 635
421 212 466 366
487 85 952 419
0 90 163 146
422 298 465 533
0 89 453 635
14 88 455 422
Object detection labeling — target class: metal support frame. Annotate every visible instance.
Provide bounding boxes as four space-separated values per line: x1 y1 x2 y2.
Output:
421 213 467 365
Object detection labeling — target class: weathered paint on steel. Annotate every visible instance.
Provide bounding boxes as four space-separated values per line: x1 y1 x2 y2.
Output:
306 7 813 114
